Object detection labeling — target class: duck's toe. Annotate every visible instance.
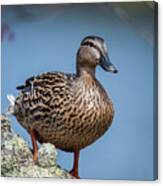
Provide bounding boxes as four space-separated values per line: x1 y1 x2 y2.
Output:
69 169 80 179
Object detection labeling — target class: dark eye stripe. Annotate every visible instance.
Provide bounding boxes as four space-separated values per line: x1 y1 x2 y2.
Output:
82 41 101 54
82 41 95 47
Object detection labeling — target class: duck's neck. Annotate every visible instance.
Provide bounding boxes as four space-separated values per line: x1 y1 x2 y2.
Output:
76 62 96 78
76 67 96 78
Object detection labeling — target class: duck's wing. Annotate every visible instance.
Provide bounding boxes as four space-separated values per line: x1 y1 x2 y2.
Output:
14 72 76 120
16 72 75 93
16 76 35 92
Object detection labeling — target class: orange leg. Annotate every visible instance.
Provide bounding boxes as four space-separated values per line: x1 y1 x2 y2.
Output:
69 148 80 179
29 129 38 161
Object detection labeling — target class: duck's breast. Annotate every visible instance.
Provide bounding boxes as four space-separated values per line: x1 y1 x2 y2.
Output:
66 75 114 150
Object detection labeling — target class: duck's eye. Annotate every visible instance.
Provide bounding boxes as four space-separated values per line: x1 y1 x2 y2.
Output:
83 41 95 47
88 42 94 47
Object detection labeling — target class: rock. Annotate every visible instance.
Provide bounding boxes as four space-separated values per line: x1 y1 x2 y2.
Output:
1 114 73 178
38 143 57 168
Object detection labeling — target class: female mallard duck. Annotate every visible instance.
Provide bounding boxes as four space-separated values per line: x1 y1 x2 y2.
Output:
8 36 118 178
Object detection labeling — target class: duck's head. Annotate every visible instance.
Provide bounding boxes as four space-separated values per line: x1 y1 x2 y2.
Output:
76 36 118 76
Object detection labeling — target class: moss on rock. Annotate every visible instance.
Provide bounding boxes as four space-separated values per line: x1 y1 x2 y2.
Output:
1 115 73 178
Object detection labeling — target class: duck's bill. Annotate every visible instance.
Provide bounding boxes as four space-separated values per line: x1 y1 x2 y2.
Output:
100 55 118 73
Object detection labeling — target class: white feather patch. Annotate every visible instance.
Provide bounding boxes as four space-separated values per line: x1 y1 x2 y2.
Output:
6 94 16 115
7 94 15 106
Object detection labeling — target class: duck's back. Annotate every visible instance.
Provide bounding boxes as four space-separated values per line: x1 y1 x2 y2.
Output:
14 71 114 152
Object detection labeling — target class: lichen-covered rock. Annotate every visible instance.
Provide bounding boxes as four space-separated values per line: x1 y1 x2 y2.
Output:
38 143 57 168
1 114 73 178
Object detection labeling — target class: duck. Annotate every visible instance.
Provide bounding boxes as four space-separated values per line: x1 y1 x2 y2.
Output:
7 36 118 178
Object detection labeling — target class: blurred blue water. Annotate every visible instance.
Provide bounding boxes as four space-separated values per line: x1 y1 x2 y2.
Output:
1 3 155 180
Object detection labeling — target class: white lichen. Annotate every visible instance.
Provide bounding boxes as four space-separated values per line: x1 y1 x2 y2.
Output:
38 143 57 168
1 114 73 178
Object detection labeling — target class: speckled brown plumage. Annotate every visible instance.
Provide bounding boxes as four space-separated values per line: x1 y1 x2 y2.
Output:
15 71 114 152
10 36 118 178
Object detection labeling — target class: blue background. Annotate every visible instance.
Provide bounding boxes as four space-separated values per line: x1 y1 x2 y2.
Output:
1 2 156 180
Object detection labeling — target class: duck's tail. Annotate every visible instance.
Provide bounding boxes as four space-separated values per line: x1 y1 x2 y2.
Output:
6 94 16 115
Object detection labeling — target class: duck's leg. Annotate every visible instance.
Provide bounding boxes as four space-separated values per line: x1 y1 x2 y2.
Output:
29 128 38 161
69 148 80 179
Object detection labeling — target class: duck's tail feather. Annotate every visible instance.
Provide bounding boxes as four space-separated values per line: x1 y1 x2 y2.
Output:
6 94 16 115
